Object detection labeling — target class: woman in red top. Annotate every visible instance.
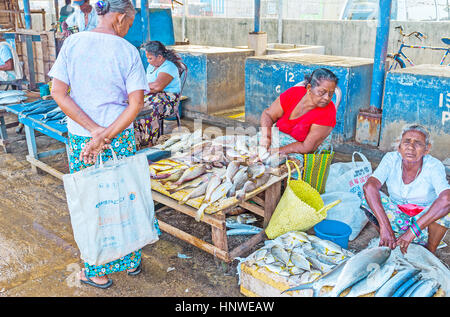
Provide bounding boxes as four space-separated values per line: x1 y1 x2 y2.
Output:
260 68 338 156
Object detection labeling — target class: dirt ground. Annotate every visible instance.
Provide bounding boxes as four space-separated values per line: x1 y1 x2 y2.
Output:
0 114 448 297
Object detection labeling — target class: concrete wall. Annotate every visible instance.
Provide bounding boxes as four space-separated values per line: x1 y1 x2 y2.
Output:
173 17 450 66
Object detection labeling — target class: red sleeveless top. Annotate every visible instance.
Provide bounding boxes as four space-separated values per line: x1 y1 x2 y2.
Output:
276 86 336 142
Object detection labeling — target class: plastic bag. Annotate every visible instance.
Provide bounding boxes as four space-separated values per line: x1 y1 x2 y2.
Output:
321 191 368 241
325 151 372 200
63 149 159 265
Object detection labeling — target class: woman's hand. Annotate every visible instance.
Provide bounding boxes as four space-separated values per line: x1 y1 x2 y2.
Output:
379 225 396 249
79 127 111 165
395 229 415 254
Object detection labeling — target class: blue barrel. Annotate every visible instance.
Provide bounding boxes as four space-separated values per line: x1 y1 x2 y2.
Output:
314 220 352 249
39 84 50 97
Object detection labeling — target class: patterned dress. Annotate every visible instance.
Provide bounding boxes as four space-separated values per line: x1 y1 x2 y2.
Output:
133 92 180 150
67 128 142 278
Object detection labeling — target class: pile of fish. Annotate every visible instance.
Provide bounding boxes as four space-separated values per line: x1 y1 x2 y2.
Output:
245 231 354 284
150 130 287 221
279 242 442 297
17 100 67 124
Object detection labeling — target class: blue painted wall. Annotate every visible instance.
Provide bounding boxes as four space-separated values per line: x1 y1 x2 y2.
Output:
125 8 175 49
379 65 450 160
244 55 373 141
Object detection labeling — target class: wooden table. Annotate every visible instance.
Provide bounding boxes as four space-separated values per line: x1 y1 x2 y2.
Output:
151 173 287 263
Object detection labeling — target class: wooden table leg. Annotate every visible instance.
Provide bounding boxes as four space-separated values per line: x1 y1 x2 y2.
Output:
263 181 282 228
211 213 229 262
0 111 9 153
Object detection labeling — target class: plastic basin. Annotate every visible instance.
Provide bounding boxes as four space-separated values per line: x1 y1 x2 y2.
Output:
314 219 352 249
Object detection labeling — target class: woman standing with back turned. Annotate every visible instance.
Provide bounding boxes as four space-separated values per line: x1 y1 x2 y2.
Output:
50 0 148 289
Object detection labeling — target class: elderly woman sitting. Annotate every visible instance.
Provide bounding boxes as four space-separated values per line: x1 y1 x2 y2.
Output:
362 124 450 254
133 41 182 150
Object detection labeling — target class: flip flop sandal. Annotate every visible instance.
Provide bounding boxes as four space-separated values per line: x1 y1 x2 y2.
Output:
80 270 113 289
127 262 142 276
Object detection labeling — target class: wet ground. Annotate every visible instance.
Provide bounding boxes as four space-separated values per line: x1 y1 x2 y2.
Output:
0 114 448 297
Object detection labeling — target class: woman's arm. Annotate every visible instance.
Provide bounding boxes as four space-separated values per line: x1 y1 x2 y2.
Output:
275 124 332 155
260 97 284 149
363 176 397 249
396 189 450 254
0 58 13 71
148 72 173 93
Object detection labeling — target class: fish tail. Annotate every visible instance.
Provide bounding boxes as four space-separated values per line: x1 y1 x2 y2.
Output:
281 282 315 295
195 203 208 222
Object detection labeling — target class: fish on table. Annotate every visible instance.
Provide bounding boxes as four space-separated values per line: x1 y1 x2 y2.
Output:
179 180 208 205
408 278 440 297
195 180 233 221
174 164 207 186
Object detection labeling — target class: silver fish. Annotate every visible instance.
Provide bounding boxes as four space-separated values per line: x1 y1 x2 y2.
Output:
265 262 290 277
271 245 290 265
375 268 421 297
409 278 440 297
282 258 349 296
195 180 233 221
402 278 427 297
169 173 211 192
392 273 423 297
329 247 391 297
290 252 311 271
309 236 344 255
225 161 240 182
346 263 396 297
253 173 271 188
204 174 222 202
236 180 257 202
228 167 249 197
179 181 208 205
289 266 305 276
174 165 207 185
264 152 287 168
253 248 269 262
159 134 183 149
248 162 266 179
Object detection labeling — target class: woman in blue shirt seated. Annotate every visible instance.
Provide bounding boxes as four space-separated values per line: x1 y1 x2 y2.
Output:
133 40 182 149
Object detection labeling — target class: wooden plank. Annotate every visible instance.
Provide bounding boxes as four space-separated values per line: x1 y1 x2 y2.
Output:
157 219 229 262
229 230 266 260
249 196 265 208
26 155 64 180
151 191 225 230
238 201 264 217
263 181 282 228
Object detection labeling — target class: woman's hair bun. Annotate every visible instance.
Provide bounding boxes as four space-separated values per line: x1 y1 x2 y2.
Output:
95 0 110 15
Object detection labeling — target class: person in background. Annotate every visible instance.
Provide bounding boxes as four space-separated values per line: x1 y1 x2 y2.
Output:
59 0 75 31
133 40 182 149
362 124 450 254
50 0 151 289
0 34 16 81
62 0 99 36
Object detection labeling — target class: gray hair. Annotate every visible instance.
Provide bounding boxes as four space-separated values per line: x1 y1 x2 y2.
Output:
95 0 134 17
401 124 432 145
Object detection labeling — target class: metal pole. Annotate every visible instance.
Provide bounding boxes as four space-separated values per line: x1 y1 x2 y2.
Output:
141 0 150 43
182 0 188 41
277 0 282 43
254 0 261 33
23 0 32 29
54 0 59 21
23 0 36 89
368 0 392 111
